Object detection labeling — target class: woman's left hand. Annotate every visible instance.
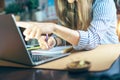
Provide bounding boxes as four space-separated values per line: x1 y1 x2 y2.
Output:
38 36 56 50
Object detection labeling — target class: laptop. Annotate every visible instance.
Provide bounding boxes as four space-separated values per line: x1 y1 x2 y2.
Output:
0 14 71 66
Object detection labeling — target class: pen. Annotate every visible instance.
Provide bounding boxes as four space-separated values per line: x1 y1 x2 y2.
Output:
27 46 40 50
45 34 49 42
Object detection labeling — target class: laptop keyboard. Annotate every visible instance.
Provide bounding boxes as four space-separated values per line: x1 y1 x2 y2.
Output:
31 54 54 62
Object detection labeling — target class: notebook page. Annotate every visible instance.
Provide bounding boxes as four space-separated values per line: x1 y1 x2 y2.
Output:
31 46 73 55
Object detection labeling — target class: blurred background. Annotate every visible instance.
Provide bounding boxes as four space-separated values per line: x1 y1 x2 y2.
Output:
115 0 120 41
0 0 57 22
0 0 58 45
0 0 120 44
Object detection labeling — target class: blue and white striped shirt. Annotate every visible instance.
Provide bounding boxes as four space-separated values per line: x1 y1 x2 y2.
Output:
73 0 119 50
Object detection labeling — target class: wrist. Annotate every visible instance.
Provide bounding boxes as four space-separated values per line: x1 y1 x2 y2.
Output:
53 37 63 47
53 37 57 47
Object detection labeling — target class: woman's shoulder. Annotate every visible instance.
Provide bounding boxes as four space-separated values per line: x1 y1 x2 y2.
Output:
93 0 115 5
92 0 116 8
92 0 101 8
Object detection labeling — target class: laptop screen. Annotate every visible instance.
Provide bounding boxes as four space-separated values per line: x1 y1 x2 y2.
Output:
0 14 71 66
0 14 33 65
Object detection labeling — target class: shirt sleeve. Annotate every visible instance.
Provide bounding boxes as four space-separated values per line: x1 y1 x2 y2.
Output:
73 0 118 50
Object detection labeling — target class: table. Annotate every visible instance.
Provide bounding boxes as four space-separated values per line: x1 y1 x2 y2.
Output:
0 58 120 80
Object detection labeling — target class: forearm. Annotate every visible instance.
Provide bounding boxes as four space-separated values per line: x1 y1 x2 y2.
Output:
53 24 80 46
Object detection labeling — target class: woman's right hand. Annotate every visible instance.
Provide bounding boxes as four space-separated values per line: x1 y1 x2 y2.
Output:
38 36 56 50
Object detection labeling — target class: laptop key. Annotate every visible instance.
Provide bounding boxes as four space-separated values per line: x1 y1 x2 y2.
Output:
31 55 54 62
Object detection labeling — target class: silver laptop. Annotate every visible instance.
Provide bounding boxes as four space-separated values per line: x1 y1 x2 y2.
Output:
0 14 70 66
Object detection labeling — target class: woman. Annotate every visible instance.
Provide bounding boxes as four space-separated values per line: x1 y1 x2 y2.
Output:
17 0 119 50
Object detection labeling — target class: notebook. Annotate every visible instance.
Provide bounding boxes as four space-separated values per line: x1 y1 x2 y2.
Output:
0 14 72 66
31 46 73 55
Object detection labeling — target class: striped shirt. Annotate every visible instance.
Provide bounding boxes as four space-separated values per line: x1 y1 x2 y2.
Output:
73 0 119 50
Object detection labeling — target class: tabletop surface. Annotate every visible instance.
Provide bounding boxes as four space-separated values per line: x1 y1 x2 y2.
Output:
0 56 120 80
0 66 120 80
0 44 120 80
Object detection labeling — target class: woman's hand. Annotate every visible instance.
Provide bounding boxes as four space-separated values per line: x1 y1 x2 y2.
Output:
17 21 79 47
17 22 55 41
24 22 55 41
38 36 56 50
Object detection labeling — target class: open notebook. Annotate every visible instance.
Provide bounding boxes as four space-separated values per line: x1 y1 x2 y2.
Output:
31 46 73 56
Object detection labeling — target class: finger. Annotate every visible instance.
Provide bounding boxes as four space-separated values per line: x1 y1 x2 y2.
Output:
35 29 41 39
48 37 54 47
23 28 32 37
25 36 30 41
29 27 37 38
39 41 49 50
38 36 47 45
38 37 49 50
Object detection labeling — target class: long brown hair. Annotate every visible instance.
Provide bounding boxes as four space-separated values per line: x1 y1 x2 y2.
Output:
55 0 93 30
